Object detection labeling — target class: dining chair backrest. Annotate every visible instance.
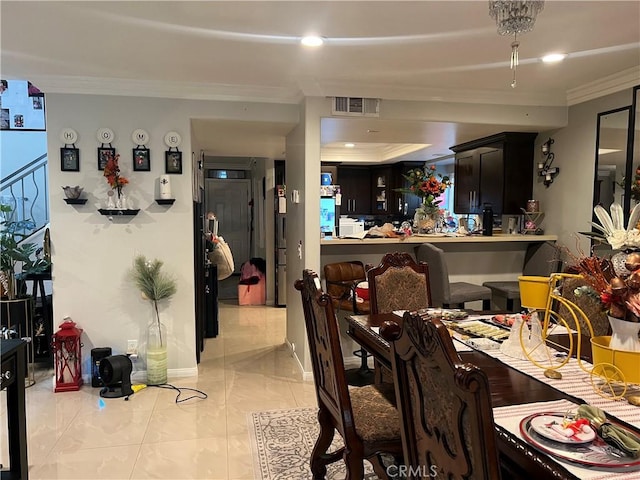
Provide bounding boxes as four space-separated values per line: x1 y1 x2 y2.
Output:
295 270 353 420
381 312 502 480
522 241 563 277
367 252 431 314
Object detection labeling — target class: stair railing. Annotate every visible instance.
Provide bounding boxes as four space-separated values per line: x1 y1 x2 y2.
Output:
0 153 49 237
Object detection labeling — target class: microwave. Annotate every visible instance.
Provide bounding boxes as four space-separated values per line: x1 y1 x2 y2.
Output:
339 218 365 237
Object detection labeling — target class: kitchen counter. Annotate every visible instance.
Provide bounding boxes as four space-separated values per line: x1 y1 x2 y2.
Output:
321 233 557 246
320 233 559 312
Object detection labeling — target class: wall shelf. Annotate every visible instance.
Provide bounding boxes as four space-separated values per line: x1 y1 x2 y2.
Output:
98 209 140 216
155 199 175 205
64 198 87 205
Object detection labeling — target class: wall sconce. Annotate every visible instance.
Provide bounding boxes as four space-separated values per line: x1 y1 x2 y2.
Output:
538 138 558 187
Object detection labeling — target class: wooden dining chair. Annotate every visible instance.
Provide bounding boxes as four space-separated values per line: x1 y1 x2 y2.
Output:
295 270 403 479
367 252 431 384
380 311 502 480
367 252 431 315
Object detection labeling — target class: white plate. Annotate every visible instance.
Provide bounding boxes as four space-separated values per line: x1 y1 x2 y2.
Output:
97 127 114 144
530 414 596 444
132 129 149 145
164 131 182 148
60 128 78 144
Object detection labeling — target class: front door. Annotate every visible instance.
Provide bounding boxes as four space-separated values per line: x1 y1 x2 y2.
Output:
205 178 250 273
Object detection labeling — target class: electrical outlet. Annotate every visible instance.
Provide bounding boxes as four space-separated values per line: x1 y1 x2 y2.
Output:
127 339 138 355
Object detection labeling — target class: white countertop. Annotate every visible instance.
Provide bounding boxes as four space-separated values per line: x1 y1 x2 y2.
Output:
320 233 558 246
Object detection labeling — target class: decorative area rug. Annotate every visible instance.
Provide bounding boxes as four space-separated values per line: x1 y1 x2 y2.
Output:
248 407 377 479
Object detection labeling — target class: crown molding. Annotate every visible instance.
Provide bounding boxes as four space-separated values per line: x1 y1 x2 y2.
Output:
24 75 303 104
22 69 639 109
566 67 640 106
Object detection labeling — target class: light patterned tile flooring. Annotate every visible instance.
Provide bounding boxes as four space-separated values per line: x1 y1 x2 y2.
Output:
0 300 317 479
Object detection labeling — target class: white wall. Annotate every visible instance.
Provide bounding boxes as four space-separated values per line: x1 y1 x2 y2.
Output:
46 94 298 377
533 88 636 258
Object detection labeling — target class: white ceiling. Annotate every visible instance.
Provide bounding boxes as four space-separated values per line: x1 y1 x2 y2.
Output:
2 1 639 163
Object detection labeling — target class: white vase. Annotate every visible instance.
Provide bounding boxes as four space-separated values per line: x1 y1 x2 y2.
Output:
608 316 640 352
146 320 167 385
160 175 172 199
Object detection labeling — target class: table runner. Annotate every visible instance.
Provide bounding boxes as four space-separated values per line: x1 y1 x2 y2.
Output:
450 315 640 429
494 399 640 480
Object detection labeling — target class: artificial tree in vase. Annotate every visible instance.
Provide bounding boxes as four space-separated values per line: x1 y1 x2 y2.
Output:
131 255 177 385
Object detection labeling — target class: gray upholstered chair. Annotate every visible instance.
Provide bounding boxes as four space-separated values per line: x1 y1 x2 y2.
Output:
482 241 562 312
415 243 491 310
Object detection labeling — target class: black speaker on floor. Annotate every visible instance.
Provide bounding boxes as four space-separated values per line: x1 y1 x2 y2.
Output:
99 355 133 398
91 347 112 387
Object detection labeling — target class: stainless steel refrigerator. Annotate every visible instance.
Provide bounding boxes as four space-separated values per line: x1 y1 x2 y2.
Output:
275 185 286 307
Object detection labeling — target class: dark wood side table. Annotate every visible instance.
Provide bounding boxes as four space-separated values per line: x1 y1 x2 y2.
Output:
1 339 28 479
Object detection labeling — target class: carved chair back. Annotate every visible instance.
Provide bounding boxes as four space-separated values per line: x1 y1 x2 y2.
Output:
295 269 403 478
381 312 501 480
368 252 431 314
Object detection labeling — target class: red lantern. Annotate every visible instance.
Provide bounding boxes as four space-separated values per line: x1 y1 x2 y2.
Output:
52 318 84 392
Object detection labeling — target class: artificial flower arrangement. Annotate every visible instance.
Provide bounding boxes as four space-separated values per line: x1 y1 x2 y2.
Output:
571 202 640 321
395 165 452 215
103 152 129 197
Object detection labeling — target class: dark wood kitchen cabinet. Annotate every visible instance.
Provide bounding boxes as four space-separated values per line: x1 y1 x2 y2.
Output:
337 166 371 215
371 166 395 214
451 132 537 215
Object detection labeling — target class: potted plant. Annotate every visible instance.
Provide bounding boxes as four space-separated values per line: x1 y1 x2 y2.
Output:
131 255 177 385
0 204 50 300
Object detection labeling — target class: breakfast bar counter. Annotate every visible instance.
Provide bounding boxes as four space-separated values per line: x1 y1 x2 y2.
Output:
320 233 559 311
320 233 557 246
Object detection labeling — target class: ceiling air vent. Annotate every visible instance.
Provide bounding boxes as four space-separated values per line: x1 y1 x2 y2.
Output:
331 97 380 117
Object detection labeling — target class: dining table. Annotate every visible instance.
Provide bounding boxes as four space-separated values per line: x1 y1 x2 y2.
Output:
347 311 640 480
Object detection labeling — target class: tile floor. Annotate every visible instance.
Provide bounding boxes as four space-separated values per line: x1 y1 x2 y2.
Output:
1 300 317 479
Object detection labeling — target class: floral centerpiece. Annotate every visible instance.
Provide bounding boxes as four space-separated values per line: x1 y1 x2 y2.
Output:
396 166 451 215
395 166 451 233
572 202 640 350
103 152 128 200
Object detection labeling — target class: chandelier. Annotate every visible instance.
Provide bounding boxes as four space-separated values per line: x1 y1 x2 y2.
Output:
489 1 545 88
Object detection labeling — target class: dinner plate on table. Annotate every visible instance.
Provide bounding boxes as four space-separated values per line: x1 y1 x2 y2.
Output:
520 412 640 471
529 414 596 444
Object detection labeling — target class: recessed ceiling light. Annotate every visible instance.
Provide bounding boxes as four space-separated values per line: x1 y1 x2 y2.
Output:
542 53 567 63
344 143 355 148
300 36 324 47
